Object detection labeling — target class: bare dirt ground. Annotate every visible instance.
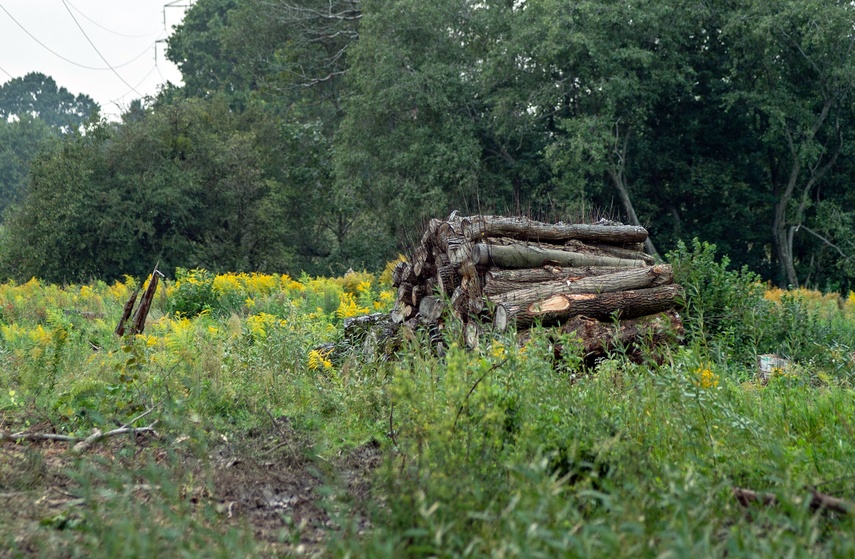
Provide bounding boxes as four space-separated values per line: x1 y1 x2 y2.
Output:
0 415 382 557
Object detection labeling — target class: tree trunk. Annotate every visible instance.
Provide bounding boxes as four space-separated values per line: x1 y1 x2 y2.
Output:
484 266 630 296
462 215 648 245
494 284 683 331
471 242 648 269
606 168 661 261
488 265 673 306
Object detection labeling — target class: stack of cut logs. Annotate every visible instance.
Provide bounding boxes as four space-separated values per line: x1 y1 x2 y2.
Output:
390 214 684 355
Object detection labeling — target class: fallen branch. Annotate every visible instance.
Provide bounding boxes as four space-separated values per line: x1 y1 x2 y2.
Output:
71 421 159 454
733 487 852 515
1 418 159 452
0 432 78 443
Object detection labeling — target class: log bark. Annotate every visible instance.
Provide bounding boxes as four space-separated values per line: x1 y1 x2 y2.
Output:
436 265 461 295
413 284 429 307
484 267 630 297
495 284 684 331
419 296 445 324
129 268 162 336
472 242 648 269
446 236 472 266
488 265 673 306
397 283 414 306
391 261 408 287
564 239 654 265
463 215 648 244
115 288 140 337
436 220 462 252
390 303 405 324
553 310 684 366
412 246 432 278
420 218 442 250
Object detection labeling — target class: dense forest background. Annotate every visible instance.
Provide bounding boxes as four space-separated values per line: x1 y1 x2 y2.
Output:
0 0 853 291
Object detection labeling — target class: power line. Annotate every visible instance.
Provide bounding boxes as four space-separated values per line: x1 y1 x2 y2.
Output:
64 0 160 39
60 0 142 97
0 64 12 79
0 2 162 72
110 63 158 107
0 2 109 71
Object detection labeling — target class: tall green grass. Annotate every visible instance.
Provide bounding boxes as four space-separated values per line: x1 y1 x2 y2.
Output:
1 248 854 558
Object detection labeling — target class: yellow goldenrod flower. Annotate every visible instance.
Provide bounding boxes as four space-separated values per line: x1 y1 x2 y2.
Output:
693 364 720 389
307 349 334 370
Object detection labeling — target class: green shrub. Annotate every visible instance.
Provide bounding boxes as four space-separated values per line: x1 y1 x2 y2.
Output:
166 268 217 317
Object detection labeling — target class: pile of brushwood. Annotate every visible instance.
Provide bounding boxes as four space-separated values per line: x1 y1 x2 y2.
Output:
384 214 684 364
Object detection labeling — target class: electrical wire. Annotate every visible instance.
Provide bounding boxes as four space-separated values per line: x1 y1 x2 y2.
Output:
0 2 109 70
109 63 158 107
64 0 160 38
59 0 142 97
0 64 13 79
0 2 162 72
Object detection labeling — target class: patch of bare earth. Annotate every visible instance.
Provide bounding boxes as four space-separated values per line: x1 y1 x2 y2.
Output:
207 416 383 556
1 415 384 558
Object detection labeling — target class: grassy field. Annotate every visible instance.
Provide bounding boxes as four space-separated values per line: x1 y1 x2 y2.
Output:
1 242 855 558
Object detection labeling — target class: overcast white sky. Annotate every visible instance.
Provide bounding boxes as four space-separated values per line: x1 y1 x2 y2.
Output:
0 0 190 120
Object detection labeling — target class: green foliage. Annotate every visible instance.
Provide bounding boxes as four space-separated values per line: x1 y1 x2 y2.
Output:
0 72 98 132
167 268 217 317
668 239 855 380
668 238 767 345
0 97 318 282
1 270 854 557
0 115 53 217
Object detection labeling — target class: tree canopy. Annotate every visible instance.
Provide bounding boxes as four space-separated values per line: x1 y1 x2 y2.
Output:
1 0 854 290
0 72 98 132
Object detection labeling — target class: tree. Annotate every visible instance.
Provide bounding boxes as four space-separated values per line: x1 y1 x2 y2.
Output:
509 0 697 259
722 0 855 287
0 72 98 132
164 0 251 103
0 97 313 282
0 116 53 216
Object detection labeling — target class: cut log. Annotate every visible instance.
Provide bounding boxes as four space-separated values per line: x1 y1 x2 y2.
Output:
412 285 424 307
464 215 648 244
488 265 673 306
342 312 401 357
495 284 684 331
446 236 472 266
563 239 655 265
553 310 684 366
580 243 656 266
390 303 405 324
391 261 407 288
419 296 445 324
397 283 414 306
471 242 648 269
484 265 661 297
436 221 462 252
464 322 481 349
485 265 627 285
436 265 461 295
412 246 433 278
420 218 442 250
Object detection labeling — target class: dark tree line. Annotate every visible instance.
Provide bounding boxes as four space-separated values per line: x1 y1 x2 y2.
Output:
0 0 853 290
